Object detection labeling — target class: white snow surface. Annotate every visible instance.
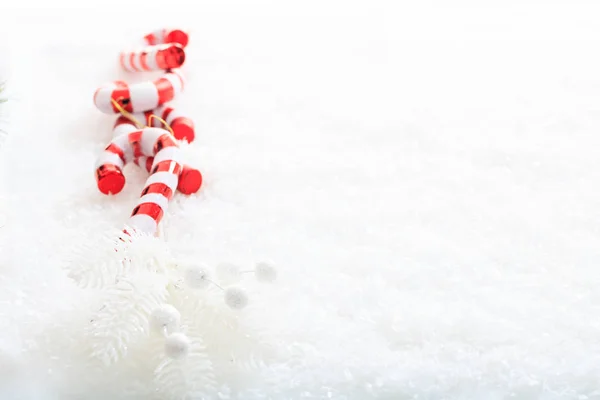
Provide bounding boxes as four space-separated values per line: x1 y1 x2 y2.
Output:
2 0 600 398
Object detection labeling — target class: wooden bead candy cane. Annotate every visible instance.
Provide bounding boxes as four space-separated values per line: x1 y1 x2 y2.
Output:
129 128 199 236
111 113 201 194
94 28 199 237
125 126 182 235
96 104 201 194
97 110 201 236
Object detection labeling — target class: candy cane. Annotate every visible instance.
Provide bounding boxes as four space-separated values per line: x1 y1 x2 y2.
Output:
94 28 199 236
93 69 184 114
120 43 185 73
97 123 201 198
112 115 202 195
126 127 183 235
144 28 189 48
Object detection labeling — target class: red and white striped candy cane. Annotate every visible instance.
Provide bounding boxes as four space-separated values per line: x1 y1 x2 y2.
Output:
144 28 189 48
93 69 184 114
125 127 184 235
120 43 185 73
112 116 202 195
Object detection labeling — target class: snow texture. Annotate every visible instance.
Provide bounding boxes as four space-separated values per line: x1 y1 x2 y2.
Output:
2 0 600 398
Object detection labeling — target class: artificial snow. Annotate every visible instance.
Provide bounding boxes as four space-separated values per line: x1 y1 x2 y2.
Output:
1 0 600 399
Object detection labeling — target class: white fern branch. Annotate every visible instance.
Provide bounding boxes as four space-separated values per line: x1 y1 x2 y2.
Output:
87 275 169 366
154 318 217 399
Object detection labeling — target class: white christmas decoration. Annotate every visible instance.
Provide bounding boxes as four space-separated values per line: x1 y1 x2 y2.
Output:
150 305 181 333
224 286 249 310
164 332 191 359
153 320 217 399
215 262 241 284
87 273 169 366
254 261 277 283
184 264 211 289
36 229 271 398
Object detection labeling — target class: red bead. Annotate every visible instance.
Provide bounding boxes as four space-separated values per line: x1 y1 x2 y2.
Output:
96 165 125 195
128 130 144 158
143 110 154 126
105 142 126 164
129 52 139 72
177 166 202 194
142 182 174 200
111 82 133 113
145 157 154 172
139 51 150 71
154 133 178 153
166 29 189 48
114 115 133 128
151 160 182 175
156 44 185 70
131 202 164 221
172 117 195 143
155 77 175 106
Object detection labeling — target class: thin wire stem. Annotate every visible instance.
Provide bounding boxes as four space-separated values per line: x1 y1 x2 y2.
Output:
206 278 224 291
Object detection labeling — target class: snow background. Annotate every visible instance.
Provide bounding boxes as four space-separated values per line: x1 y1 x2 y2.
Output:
2 0 600 398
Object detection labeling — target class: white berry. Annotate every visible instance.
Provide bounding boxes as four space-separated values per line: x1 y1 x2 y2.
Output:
164 332 190 359
149 305 180 333
224 287 248 310
215 262 241 284
254 261 277 282
184 264 211 289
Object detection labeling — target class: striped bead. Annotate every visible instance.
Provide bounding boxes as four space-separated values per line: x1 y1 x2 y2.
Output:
119 43 185 72
149 105 195 143
144 28 189 48
93 69 185 114
94 133 134 195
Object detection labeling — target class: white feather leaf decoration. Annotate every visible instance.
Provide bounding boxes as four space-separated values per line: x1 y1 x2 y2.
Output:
65 230 175 290
28 225 278 397
87 274 169 366
154 318 217 399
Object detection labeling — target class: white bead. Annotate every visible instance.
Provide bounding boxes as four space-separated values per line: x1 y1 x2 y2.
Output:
184 264 211 289
224 287 248 310
215 262 241 284
254 261 277 282
149 305 180 333
164 332 190 359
